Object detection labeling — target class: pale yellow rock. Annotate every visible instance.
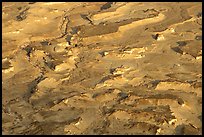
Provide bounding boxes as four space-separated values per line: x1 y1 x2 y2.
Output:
37 78 60 89
156 128 162 135
54 46 66 53
155 82 192 91
168 118 177 125
196 56 202 60
2 67 14 73
113 66 131 75
95 92 117 102
54 62 75 72
156 34 165 41
104 51 109 56
111 110 132 120
57 42 69 47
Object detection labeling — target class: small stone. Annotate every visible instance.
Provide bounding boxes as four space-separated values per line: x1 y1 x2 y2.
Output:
168 118 177 125
99 51 109 57
195 36 202 41
196 56 202 60
152 34 165 41
57 42 69 47
16 10 27 21
63 99 69 104
2 58 8 63
156 128 162 135
104 52 109 56
101 106 114 115
177 98 184 105
169 28 175 33
2 66 14 73
54 63 69 72
40 41 51 46
156 34 165 41
117 92 128 101
54 46 66 53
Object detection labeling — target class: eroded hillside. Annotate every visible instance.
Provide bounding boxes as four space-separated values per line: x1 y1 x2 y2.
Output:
2 2 202 135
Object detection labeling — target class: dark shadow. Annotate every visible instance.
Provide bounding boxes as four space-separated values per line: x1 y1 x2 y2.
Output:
100 2 113 10
171 47 183 54
175 125 185 135
176 41 187 47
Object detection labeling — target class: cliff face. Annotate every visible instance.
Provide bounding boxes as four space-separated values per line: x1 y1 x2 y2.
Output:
2 2 202 135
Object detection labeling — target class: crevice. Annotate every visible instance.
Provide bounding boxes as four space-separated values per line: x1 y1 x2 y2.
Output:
23 74 46 102
100 2 113 11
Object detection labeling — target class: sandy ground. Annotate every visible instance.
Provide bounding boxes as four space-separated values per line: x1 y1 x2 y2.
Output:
2 2 202 135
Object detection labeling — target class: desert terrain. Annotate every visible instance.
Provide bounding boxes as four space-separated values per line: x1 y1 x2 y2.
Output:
2 2 202 135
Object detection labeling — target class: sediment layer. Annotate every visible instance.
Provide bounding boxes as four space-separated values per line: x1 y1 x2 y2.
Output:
2 2 202 135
